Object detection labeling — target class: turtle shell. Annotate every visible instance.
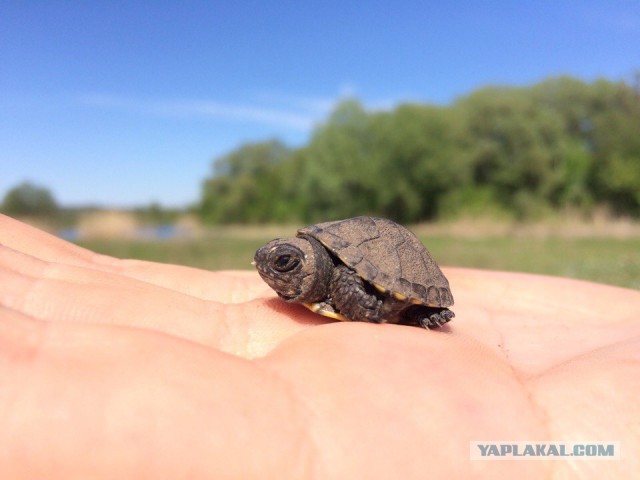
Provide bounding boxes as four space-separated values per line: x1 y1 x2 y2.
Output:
298 216 453 308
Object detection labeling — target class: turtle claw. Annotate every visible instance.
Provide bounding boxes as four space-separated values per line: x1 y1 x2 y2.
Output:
404 306 454 329
423 309 455 329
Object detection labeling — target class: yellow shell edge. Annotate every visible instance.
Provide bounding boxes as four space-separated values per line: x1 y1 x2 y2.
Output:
392 291 408 301
303 303 348 321
373 283 387 293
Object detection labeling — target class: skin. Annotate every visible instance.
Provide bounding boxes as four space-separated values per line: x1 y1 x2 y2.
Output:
0 213 639 478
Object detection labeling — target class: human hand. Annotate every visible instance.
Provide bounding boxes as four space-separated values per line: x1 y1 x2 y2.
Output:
1 214 638 478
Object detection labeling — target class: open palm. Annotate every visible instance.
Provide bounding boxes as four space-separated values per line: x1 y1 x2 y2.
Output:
1 214 638 478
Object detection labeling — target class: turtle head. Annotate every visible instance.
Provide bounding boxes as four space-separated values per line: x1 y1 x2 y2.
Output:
254 236 333 303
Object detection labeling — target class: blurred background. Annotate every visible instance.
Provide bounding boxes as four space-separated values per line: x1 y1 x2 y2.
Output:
1 1 639 288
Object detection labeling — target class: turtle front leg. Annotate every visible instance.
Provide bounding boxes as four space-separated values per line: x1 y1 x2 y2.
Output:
403 305 454 329
330 265 384 323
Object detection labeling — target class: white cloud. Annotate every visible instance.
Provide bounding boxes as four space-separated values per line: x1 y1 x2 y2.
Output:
252 83 360 115
77 87 413 132
251 91 335 115
171 100 318 130
77 93 323 131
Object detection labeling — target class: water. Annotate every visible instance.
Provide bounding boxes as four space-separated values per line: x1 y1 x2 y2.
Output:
58 223 190 241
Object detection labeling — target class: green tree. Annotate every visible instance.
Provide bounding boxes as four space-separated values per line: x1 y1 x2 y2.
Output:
455 87 567 219
587 81 640 215
199 140 293 223
368 104 462 221
290 100 462 222
2 181 58 217
293 99 378 221
532 77 640 215
196 76 640 224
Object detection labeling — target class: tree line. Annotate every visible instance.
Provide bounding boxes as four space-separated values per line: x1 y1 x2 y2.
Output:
199 76 640 224
1 182 59 217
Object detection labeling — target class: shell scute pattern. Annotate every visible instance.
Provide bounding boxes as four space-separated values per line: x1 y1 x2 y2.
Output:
298 216 453 308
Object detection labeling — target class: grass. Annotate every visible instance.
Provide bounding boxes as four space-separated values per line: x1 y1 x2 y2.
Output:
80 236 264 271
423 236 640 290
77 226 640 290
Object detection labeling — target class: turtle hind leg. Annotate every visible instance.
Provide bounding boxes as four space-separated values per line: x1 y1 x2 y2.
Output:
330 265 384 323
403 305 454 329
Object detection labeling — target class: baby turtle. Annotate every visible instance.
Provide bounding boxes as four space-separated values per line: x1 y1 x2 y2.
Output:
254 216 454 329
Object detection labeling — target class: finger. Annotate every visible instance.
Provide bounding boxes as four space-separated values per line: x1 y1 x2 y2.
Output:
0 307 314 479
0 245 219 335
528 336 640 478
105 260 273 303
0 213 100 265
445 268 640 375
0 215 271 302
0 245 320 357
446 267 638 326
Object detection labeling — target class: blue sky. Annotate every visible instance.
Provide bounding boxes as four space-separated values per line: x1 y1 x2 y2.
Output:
1 1 639 208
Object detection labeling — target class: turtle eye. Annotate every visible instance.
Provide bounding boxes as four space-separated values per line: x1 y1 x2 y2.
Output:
273 254 299 272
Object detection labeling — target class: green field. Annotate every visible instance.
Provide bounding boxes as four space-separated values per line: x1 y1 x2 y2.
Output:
78 228 640 290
